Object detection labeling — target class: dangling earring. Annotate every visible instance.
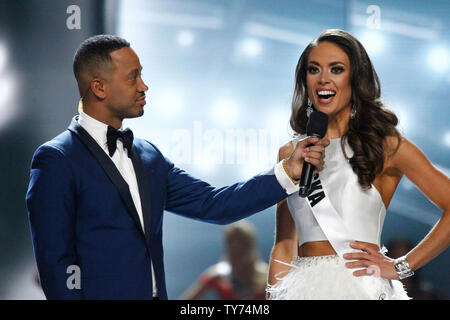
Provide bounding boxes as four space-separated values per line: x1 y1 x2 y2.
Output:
350 104 356 119
306 98 314 118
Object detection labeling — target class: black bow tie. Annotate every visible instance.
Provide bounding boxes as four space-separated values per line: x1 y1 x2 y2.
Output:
106 126 134 158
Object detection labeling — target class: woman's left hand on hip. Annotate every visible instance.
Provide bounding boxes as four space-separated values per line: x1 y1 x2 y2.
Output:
343 241 399 280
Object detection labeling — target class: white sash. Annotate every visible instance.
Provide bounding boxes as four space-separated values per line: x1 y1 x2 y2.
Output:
304 173 360 258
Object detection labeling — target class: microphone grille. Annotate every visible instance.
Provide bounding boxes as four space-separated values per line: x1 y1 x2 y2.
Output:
306 111 328 138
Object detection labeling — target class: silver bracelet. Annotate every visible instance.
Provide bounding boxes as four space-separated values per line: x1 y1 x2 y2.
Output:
393 255 414 280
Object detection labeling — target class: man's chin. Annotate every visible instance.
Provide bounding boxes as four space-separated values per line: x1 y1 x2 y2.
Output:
136 105 145 117
126 108 144 119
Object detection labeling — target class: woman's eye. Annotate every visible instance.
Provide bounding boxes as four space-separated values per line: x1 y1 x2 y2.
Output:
331 66 344 73
307 66 319 74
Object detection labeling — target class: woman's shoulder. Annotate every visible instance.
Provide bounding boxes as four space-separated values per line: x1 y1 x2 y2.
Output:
385 134 430 164
383 134 418 159
278 134 307 160
384 134 403 150
278 141 293 160
382 134 424 172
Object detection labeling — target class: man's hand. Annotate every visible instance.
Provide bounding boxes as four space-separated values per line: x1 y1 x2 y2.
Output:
284 136 330 181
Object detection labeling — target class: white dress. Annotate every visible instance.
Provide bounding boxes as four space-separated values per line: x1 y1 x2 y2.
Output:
267 136 409 300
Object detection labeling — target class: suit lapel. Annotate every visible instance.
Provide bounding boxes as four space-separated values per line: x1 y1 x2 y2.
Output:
68 116 145 239
129 149 152 243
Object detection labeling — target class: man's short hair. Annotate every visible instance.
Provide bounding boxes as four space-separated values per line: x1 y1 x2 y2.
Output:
73 34 130 96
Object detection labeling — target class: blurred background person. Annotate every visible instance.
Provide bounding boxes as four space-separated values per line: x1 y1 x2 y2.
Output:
180 220 268 300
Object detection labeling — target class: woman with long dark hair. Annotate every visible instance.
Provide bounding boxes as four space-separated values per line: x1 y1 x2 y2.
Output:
267 29 449 299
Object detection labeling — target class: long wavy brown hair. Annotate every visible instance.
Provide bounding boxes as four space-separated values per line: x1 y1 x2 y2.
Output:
290 29 401 189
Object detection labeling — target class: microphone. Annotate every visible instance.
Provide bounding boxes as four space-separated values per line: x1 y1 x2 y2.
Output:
299 111 328 197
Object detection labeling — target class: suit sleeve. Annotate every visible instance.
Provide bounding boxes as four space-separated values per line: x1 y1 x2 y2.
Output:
164 158 287 225
25 145 83 299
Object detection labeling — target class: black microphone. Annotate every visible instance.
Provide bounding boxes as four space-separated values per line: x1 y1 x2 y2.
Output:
299 111 328 197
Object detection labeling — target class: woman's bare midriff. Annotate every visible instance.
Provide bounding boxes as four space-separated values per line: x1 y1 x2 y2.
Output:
298 240 380 257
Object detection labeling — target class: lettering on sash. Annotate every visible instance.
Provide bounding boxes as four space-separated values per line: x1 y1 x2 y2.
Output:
307 173 325 207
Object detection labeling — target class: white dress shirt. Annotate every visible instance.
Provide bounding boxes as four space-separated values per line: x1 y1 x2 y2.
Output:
77 111 158 297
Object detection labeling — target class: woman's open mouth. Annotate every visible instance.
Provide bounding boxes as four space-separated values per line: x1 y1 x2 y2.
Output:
316 90 336 104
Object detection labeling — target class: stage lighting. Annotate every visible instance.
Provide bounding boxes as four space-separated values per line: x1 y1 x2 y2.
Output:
358 30 385 56
177 30 194 47
389 102 413 136
265 106 291 136
240 38 262 57
157 89 183 117
428 46 449 73
0 75 18 130
444 131 450 148
211 98 239 125
0 41 7 73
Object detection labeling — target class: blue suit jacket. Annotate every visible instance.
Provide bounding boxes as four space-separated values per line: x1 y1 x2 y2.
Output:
26 116 287 299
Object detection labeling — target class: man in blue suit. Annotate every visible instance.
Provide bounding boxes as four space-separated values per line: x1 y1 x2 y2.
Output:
26 35 328 299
